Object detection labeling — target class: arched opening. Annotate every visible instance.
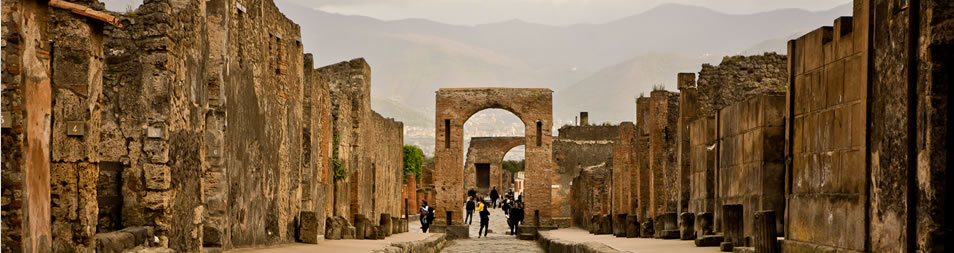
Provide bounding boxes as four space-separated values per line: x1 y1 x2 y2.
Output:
462 109 524 195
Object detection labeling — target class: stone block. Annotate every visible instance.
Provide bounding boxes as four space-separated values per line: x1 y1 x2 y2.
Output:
379 213 393 236
94 231 136 253
342 226 356 239
679 212 695 240
721 242 734 252
391 217 401 234
119 226 154 245
598 215 612 234
613 214 627 237
625 215 639 238
640 219 655 238
444 225 469 239
144 163 171 190
696 212 714 237
324 216 342 240
354 214 371 239
696 234 724 247
373 225 385 239
299 211 321 244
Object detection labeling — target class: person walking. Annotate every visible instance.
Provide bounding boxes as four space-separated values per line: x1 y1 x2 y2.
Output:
478 200 491 238
490 187 500 208
509 201 524 236
465 196 476 225
502 197 512 215
420 201 435 233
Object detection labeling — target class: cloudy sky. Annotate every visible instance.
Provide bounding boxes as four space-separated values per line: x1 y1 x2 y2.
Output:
105 0 850 26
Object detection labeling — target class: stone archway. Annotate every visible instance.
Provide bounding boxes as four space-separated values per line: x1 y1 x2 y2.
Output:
435 88 553 226
463 137 525 195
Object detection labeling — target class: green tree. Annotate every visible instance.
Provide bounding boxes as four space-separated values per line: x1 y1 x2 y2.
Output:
403 145 424 182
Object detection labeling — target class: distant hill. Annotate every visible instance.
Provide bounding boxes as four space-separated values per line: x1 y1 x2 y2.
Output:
274 0 851 155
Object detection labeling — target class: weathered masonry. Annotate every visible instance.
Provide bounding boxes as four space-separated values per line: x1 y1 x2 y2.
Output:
557 118 627 229
463 136 524 194
2 0 406 252
783 0 951 251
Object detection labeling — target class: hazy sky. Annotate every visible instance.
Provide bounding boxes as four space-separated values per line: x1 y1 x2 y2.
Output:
105 0 850 26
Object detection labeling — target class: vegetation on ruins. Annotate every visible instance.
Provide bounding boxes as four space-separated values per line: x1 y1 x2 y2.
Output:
652 84 666 91
332 134 347 181
503 159 525 173
403 145 424 182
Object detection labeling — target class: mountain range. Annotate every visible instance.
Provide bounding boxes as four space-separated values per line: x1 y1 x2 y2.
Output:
273 0 851 155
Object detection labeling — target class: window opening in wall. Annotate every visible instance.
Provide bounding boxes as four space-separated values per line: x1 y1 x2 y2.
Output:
536 121 542 146
97 162 124 233
444 119 451 149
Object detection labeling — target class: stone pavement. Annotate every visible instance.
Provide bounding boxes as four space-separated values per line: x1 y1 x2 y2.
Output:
542 228 724 253
226 231 433 253
438 206 543 253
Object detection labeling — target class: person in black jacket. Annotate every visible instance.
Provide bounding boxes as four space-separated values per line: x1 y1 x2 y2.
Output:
478 200 491 238
490 187 499 208
420 201 435 233
465 196 476 225
508 201 524 236
468 188 477 199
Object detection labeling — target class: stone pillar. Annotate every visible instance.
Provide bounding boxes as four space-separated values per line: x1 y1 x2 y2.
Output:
722 205 743 251
580 112 589 126
679 212 696 240
676 73 697 216
753 211 779 253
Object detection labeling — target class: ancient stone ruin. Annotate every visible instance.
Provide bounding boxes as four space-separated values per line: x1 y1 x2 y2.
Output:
2 0 951 252
3 0 407 252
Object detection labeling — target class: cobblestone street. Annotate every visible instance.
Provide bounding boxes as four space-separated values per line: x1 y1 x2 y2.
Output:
410 206 544 253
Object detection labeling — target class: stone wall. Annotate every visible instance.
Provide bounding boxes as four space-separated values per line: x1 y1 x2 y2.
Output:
570 164 611 229
785 0 951 251
784 5 868 251
696 53 788 117
555 124 618 227
687 116 717 216
1 0 406 251
463 137 524 194
321 58 405 225
715 94 786 238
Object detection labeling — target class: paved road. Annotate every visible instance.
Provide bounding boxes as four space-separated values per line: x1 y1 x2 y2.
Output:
410 206 544 253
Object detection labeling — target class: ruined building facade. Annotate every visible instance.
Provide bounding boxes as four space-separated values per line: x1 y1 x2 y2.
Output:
2 0 406 252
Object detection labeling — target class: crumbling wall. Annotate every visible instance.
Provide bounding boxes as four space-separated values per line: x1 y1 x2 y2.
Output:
570 165 611 229
300 54 334 240
553 124 618 226
368 111 404 221
220 0 305 247
696 53 788 117
322 58 371 222
716 94 785 238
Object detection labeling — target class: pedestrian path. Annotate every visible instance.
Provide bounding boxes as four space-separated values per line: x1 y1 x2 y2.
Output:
226 232 433 253
542 228 723 253
408 205 543 252
440 206 542 253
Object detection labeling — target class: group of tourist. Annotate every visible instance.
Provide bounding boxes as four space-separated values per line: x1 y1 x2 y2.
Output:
418 186 525 237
